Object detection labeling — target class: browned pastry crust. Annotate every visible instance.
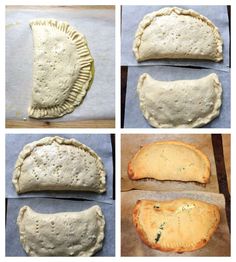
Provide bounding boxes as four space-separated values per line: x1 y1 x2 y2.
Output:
128 141 210 184
133 198 220 253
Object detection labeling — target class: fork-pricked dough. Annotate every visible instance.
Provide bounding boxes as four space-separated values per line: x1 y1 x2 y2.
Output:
137 73 222 128
17 205 105 256
29 19 94 119
12 136 106 194
133 199 220 252
133 7 223 62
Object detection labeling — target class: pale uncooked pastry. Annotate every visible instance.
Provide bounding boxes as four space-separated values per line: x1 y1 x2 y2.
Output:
133 198 220 252
17 205 105 256
128 140 210 183
133 7 223 62
29 18 94 118
12 136 106 193
137 73 222 128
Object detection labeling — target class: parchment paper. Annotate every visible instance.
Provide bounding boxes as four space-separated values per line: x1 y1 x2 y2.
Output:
6 134 114 203
6 6 115 120
6 198 115 256
124 66 230 128
121 190 230 256
121 134 219 193
121 5 230 71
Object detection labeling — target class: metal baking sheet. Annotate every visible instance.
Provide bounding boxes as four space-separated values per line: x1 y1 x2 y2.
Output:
124 66 230 128
6 198 115 256
121 190 230 256
121 5 230 71
6 134 114 203
222 135 231 192
121 134 219 193
6 6 115 121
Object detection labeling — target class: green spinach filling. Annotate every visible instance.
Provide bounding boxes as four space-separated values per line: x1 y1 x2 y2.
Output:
155 222 166 243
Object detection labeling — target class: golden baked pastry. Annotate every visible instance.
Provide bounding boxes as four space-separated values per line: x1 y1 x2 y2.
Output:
128 141 210 183
133 198 220 252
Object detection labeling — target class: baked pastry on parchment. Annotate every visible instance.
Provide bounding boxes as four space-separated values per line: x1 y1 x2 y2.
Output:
133 198 220 252
137 73 222 128
12 136 106 194
17 205 105 256
133 7 223 62
128 141 210 183
29 19 94 119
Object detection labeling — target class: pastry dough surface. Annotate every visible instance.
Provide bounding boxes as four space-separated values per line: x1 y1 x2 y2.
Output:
17 205 105 256
133 7 223 62
128 141 210 184
137 73 222 128
29 19 94 118
133 199 220 252
12 136 106 193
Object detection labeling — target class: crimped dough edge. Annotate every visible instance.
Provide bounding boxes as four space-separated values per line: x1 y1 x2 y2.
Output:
133 7 223 62
17 205 105 256
12 136 106 194
133 198 220 253
137 73 222 128
28 18 94 119
128 140 211 183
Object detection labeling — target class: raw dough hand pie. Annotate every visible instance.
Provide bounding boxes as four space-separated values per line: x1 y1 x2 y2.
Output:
133 7 223 62
12 136 106 194
137 73 222 128
17 205 105 256
128 141 210 183
133 199 220 252
29 19 94 118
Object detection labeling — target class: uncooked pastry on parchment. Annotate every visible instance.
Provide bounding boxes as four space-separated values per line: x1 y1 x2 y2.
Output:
121 5 229 70
121 134 218 193
17 205 105 256
133 7 223 62
6 134 113 202
124 66 231 128
137 73 222 128
121 190 230 256
6 6 115 121
6 198 115 256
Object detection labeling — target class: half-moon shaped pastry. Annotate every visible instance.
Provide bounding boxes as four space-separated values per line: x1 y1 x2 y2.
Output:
137 73 222 128
12 136 106 194
133 7 223 62
133 199 220 252
17 205 105 256
128 141 210 183
29 19 94 118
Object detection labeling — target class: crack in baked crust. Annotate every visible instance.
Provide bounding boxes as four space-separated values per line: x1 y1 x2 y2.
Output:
133 199 220 252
